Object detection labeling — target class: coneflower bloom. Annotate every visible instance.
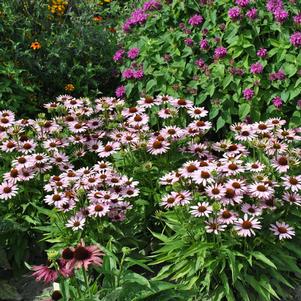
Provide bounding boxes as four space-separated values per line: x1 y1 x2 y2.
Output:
241 203 262 216
66 215 86 231
205 218 227 234
176 191 192 205
88 202 110 217
283 192 301 206
245 161 265 172
0 181 18 200
32 264 58 283
282 175 301 192
272 156 290 173
270 222 295 240
161 192 180 208
20 140 37 154
190 202 212 217
192 169 215 186
187 107 208 118
205 184 226 200
249 182 274 199
97 142 120 158
218 209 237 224
147 139 170 155
67 242 103 270
234 214 261 237
179 161 200 178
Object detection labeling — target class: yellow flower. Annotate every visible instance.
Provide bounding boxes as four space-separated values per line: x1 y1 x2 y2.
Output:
64 84 75 92
30 41 41 50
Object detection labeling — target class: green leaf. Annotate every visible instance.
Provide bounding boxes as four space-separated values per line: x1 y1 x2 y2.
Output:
251 251 277 269
216 116 225 131
238 103 250 120
146 79 157 93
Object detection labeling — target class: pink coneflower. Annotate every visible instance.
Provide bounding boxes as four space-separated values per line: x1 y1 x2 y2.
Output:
158 108 178 119
226 179 247 194
192 169 215 186
67 242 103 270
66 215 86 231
241 203 262 216
1 140 17 152
20 140 37 154
270 222 295 240
160 172 180 185
218 209 237 224
45 193 68 207
272 156 289 173
220 188 243 205
245 161 265 172
187 107 208 118
176 191 192 205
160 126 183 140
234 214 261 237
172 98 193 109
283 192 301 206
179 161 200 178
249 182 274 199
0 181 18 200
282 175 301 192
147 139 170 155
32 264 58 283
88 202 110 217
190 202 212 217
97 142 120 158
205 184 226 200
205 218 227 234
265 140 287 155
137 96 158 108
161 192 180 208
235 127 257 141
121 186 140 198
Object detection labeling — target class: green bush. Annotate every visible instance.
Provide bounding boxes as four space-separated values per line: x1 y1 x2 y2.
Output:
0 0 118 116
114 0 301 131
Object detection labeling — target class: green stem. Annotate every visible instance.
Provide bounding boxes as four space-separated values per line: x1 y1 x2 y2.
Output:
117 251 126 287
82 267 90 295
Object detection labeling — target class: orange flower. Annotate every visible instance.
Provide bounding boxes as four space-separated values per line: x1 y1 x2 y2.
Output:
107 27 116 33
64 84 75 92
30 41 41 50
93 15 103 22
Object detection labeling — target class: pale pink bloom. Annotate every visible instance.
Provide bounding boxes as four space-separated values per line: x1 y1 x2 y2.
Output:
260 198 277 210
234 214 261 237
66 242 103 270
225 179 248 194
19 140 37 154
120 132 139 146
160 126 184 140
189 120 212 133
121 106 145 118
272 156 289 173
172 98 193 109
245 161 265 172
32 265 58 283
205 218 227 234
270 222 295 240
265 140 287 156
64 97 84 109
68 121 88 133
161 192 181 208
0 181 18 200
127 113 149 126
235 126 257 141
43 139 65 151
218 209 237 224
222 161 244 175
158 107 178 119
282 175 301 192
98 142 121 158
187 107 208 118
179 161 200 178
249 182 274 199
155 95 174 105
241 203 262 216
190 202 212 217
266 118 286 128
159 172 181 185
220 188 243 205
66 215 86 231
45 193 68 207
147 139 170 155
1 140 17 152
276 129 299 141
176 190 192 205
283 192 301 206
87 140 103 153
191 169 215 186
56 94 73 103
212 140 232 152
137 96 159 108
205 184 226 200
88 202 110 217
121 186 140 198
225 144 248 156
12 155 32 169
87 118 103 129
18 168 36 181
3 168 22 184
252 122 273 134
58 199 76 212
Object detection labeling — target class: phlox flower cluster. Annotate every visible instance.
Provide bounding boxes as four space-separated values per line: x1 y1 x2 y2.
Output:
160 118 301 240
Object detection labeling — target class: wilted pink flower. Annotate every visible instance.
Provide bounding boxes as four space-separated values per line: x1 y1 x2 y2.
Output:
32 265 58 283
243 88 254 100
250 62 263 74
113 49 125 62
246 8 257 19
115 85 126 98
272 96 283 108
228 7 241 21
188 14 204 26
214 47 227 59
127 48 140 59
256 48 267 58
290 32 301 47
